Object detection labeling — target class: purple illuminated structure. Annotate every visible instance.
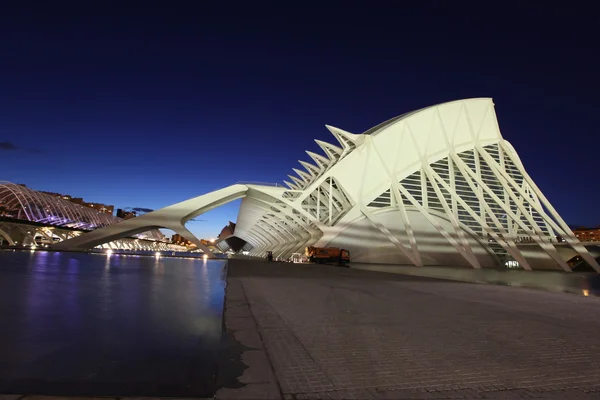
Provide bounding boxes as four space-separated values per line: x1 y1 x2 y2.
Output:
0 181 163 240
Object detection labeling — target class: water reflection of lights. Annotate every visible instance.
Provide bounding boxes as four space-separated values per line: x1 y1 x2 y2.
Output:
201 260 209 279
88 250 219 261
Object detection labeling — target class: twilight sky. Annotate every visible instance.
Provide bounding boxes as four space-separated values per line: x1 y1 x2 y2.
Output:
1 2 598 238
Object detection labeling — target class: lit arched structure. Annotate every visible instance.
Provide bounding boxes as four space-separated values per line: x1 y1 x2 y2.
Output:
0 181 164 241
54 98 600 272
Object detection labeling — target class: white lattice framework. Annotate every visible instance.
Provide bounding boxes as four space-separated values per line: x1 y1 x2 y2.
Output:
0 220 183 252
233 98 599 271
54 98 599 271
0 181 164 240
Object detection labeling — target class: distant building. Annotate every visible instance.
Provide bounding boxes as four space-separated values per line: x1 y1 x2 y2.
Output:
37 190 73 201
572 227 600 242
85 202 114 215
217 221 247 252
116 209 136 219
36 188 115 215
171 234 194 247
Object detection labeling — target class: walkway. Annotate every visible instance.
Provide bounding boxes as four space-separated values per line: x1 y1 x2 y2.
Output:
217 260 600 400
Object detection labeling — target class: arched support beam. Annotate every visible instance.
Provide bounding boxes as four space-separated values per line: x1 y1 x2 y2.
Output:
0 228 15 246
52 184 249 256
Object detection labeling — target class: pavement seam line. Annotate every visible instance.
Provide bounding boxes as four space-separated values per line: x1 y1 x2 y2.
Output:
244 277 338 391
239 277 286 399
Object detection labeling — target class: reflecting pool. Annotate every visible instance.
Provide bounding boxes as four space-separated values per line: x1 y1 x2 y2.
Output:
0 250 227 397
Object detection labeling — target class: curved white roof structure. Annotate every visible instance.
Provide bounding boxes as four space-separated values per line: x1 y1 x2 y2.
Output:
0 181 164 241
54 98 600 272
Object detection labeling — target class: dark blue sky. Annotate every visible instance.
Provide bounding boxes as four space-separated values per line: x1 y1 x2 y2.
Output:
1 2 598 237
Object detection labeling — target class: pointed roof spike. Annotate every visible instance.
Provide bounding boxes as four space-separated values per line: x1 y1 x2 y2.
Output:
325 124 353 141
306 150 330 168
325 125 365 150
326 129 347 148
314 139 343 161
314 139 342 153
298 160 320 176
293 168 312 182
283 180 297 190
288 175 305 188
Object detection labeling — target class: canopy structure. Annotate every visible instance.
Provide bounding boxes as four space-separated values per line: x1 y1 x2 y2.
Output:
53 98 600 272
0 181 164 241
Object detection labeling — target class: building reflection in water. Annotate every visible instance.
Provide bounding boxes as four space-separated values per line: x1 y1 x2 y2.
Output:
0 250 227 396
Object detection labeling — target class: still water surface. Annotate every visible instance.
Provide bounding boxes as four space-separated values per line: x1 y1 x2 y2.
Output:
0 250 226 397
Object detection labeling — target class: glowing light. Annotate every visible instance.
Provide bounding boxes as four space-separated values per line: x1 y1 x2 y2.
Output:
155 251 161 257
583 289 589 297
31 245 37 249
203 254 208 260
106 249 113 256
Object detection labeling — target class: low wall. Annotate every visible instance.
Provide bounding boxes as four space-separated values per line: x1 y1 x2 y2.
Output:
350 263 600 296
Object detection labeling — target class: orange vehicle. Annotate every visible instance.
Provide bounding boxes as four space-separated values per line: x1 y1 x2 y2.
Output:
305 246 350 267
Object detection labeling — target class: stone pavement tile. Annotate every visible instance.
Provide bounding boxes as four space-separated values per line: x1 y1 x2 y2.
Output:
215 382 281 400
324 389 375 399
582 394 600 400
224 288 247 306
292 390 375 399
226 276 242 288
238 350 277 384
473 390 531 399
226 303 253 319
379 391 452 399
22 397 118 400
477 388 600 399
121 398 210 400
370 389 600 400
240 282 335 395
550 389 600 399
233 328 263 349
444 389 486 399
230 261 600 398
225 297 247 307
225 316 256 331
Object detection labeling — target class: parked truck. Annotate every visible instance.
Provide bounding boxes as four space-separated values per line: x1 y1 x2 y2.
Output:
305 246 350 267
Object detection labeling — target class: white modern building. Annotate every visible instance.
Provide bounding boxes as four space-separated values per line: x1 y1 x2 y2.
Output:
54 98 600 272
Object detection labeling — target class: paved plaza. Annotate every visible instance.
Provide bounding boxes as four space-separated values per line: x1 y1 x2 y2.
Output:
3 259 600 400
217 260 600 400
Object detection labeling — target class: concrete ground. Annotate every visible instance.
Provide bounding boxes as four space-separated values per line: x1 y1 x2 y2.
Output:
217 260 600 400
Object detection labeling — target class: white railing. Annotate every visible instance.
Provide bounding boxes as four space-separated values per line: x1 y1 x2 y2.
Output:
235 181 283 187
